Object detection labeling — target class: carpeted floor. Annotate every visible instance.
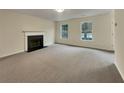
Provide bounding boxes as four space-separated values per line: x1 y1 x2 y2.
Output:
0 44 123 83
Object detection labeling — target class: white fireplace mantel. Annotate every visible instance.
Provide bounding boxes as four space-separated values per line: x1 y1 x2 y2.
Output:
23 30 45 36
23 31 45 51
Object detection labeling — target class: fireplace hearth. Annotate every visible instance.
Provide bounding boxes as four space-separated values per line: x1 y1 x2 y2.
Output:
28 35 44 52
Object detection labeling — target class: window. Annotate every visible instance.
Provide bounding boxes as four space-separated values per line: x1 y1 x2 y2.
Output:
60 24 68 39
81 22 92 40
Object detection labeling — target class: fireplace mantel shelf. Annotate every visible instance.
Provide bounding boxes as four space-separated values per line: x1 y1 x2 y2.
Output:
22 31 45 33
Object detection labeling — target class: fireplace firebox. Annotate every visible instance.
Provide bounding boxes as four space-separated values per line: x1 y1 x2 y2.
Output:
28 35 44 52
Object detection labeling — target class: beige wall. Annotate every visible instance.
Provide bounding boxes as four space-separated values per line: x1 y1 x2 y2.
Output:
0 10 55 58
55 13 113 51
114 10 124 80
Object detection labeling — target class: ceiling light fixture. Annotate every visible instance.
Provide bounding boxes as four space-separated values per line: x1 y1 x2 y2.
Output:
55 9 64 13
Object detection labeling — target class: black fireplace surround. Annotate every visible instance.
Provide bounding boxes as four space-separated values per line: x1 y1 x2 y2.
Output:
28 35 44 52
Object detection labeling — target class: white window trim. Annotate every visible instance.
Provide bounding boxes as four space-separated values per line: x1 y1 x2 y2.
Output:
60 24 69 40
80 21 93 41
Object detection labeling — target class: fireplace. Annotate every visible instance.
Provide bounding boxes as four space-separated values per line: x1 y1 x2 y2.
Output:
28 35 44 52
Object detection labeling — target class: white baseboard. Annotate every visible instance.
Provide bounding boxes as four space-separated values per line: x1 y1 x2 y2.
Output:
114 63 124 81
45 43 54 46
0 43 53 58
55 42 114 52
0 50 24 59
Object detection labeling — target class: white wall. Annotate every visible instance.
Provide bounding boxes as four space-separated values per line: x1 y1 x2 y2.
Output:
55 13 113 51
114 10 124 80
0 10 55 58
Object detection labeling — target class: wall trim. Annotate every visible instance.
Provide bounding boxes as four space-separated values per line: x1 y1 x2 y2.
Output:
0 50 24 60
114 62 124 81
55 42 114 52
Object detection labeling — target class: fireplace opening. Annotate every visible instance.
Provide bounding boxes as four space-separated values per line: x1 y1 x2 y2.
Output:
28 35 44 52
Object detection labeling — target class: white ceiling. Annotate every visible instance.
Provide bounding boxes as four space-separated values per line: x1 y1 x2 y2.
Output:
9 9 112 21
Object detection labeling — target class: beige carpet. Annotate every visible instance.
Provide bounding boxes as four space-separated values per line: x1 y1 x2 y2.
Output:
0 44 123 83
